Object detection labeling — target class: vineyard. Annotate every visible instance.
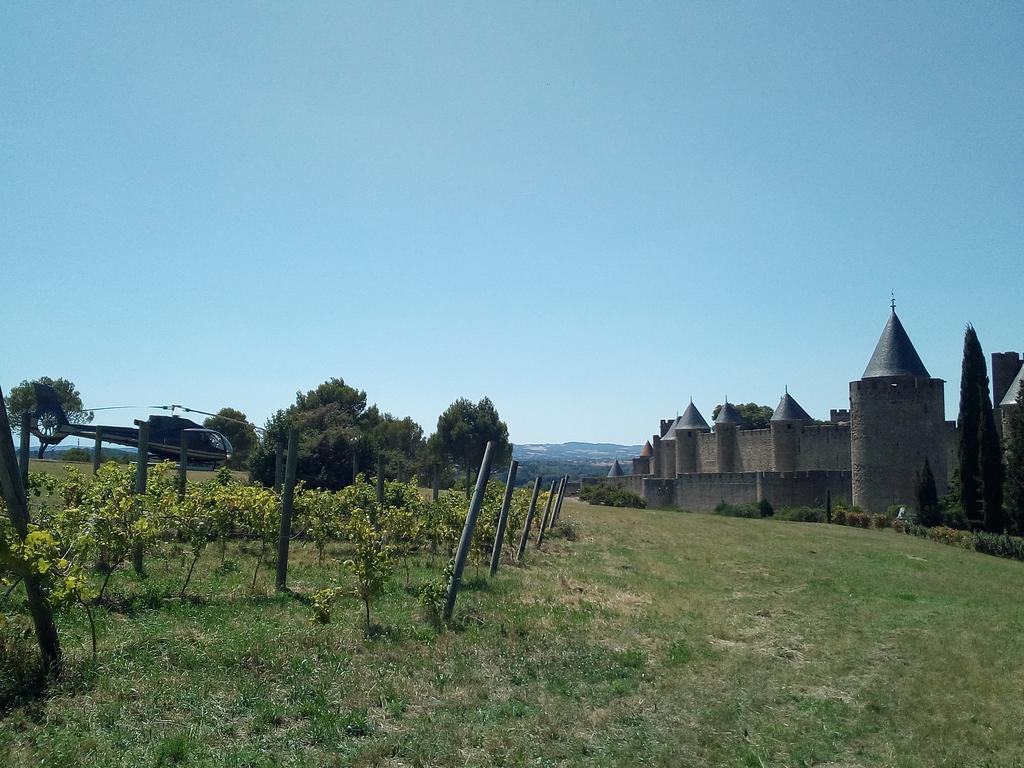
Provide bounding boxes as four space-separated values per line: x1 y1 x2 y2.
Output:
2 457 556 687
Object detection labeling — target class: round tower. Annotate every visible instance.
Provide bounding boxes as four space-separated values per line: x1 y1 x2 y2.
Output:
850 309 948 513
674 400 711 474
715 401 742 473
771 390 812 472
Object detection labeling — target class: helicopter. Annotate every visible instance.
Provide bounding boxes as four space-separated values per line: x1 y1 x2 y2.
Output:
29 383 233 466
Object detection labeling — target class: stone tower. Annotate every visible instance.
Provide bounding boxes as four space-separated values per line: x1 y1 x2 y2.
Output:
714 401 742 472
658 416 680 477
850 310 947 513
674 400 711 474
770 391 812 472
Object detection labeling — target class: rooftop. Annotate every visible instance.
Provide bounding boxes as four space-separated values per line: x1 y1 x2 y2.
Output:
862 311 930 379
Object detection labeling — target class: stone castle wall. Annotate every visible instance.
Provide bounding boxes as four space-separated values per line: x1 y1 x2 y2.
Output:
795 424 852 469
584 470 853 513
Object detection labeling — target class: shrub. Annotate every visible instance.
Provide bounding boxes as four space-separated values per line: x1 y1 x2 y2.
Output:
831 503 848 526
713 501 761 519
775 506 826 523
973 532 1024 562
846 511 871 528
873 514 893 529
927 526 976 550
579 485 647 509
758 499 774 518
941 504 971 531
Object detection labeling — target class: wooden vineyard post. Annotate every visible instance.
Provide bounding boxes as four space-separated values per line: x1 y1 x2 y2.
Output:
536 480 558 547
275 427 299 591
92 427 103 474
132 420 150 575
443 441 495 621
515 476 542 562
19 412 30 489
0 388 61 672
489 459 518 577
432 463 440 501
551 475 568 527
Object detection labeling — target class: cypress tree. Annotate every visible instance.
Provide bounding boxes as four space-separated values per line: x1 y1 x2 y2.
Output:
980 385 1005 533
915 458 940 527
1005 389 1024 534
956 326 984 523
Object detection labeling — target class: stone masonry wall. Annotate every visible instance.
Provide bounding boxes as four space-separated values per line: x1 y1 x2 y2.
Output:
736 429 773 471
794 424 852 470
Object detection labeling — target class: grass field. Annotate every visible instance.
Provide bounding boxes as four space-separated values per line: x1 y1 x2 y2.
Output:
3 500 1024 767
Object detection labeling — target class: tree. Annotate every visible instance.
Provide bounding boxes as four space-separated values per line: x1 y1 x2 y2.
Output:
955 326 1004 530
915 458 941 527
203 407 257 471
6 377 93 458
956 327 985 523
432 397 511 495
1004 389 1024 535
979 391 1005 533
711 402 774 429
248 378 424 491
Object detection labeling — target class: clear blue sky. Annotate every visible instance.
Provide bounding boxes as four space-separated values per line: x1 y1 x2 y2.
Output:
2 2 1021 445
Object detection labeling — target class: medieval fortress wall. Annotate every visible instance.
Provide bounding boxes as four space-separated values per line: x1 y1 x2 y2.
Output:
589 311 1023 514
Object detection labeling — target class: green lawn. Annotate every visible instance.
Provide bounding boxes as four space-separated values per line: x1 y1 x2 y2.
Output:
3 501 1024 767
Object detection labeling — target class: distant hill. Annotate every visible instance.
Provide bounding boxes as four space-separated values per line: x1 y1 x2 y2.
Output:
509 442 641 482
513 442 642 462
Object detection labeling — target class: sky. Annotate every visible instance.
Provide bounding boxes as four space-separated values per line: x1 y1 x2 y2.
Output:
2 2 1022 446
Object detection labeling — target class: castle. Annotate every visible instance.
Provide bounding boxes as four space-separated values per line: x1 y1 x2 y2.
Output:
590 309 1024 514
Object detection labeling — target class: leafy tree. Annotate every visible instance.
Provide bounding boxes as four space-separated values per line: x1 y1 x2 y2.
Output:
1004 389 1024 534
6 377 93 458
203 407 257 470
249 378 423 491
915 458 941 527
431 397 512 495
711 402 774 429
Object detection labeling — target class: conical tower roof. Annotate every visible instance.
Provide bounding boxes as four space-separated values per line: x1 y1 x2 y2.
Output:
678 401 711 431
715 401 742 425
640 441 653 457
771 392 812 422
862 311 930 379
1001 362 1024 407
607 460 624 477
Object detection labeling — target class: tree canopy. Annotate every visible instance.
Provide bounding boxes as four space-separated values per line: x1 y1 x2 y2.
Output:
203 407 258 470
249 378 425 491
710 402 774 430
430 397 511 493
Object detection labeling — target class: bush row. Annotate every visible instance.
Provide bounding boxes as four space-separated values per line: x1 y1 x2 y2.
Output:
579 485 647 509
